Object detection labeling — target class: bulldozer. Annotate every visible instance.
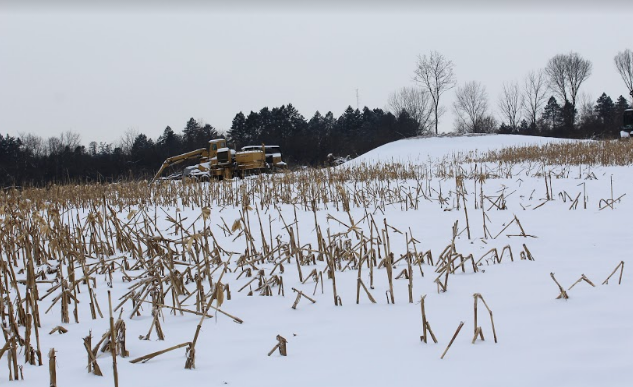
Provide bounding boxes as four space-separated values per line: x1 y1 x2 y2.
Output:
151 139 282 183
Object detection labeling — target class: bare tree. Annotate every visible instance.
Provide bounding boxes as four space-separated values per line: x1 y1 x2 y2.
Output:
498 81 524 131
60 131 81 150
614 49 633 98
46 136 63 155
576 92 594 125
387 87 433 134
523 69 548 126
545 52 592 107
453 81 492 133
545 55 568 103
18 133 45 157
566 53 592 107
44 131 82 155
413 51 456 134
119 127 140 155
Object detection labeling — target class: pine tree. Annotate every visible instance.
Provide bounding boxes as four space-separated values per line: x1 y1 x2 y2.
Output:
561 101 577 136
395 110 420 138
199 124 219 147
157 126 181 156
228 112 248 148
615 95 631 127
335 106 363 155
182 118 201 150
541 97 563 132
594 93 615 126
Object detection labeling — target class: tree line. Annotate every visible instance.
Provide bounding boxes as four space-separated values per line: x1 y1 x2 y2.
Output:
1 48 632 186
0 106 418 186
398 49 633 136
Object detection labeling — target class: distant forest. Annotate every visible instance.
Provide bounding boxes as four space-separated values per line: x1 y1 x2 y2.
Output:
0 92 630 187
0 104 418 186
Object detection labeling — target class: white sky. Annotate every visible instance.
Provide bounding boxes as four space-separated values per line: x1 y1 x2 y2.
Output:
1 1 632 145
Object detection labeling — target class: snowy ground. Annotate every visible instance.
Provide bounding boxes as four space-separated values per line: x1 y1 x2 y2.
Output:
3 134 632 387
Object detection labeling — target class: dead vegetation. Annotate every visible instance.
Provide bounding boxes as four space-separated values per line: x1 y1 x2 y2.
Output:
0 138 628 381
475 139 633 166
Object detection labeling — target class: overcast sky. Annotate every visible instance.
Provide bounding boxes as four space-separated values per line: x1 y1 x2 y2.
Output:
1 1 632 146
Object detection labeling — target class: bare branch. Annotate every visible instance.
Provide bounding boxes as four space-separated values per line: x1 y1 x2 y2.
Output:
119 127 140 156
545 52 592 107
545 54 569 103
414 51 456 134
565 52 592 107
614 49 633 97
387 87 433 134
498 81 524 131
523 69 548 126
453 81 493 133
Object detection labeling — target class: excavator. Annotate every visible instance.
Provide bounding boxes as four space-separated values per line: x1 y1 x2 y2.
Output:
151 139 284 183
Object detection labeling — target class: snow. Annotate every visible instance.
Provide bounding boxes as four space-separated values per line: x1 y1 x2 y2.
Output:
3 134 632 387
349 134 572 165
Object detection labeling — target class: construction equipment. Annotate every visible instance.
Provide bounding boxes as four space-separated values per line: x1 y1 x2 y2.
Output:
241 145 286 170
151 139 278 183
620 109 633 138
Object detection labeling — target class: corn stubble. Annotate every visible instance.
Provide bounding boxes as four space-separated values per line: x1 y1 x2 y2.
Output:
0 139 629 381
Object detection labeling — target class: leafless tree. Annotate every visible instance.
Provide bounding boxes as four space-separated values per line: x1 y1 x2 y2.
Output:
614 49 633 98
498 81 524 131
576 91 594 125
545 55 568 103
387 87 433 134
413 51 456 135
453 81 493 133
18 133 45 157
46 136 63 155
523 69 548 126
88 141 98 156
545 52 592 107
60 130 81 150
44 131 82 155
119 127 140 155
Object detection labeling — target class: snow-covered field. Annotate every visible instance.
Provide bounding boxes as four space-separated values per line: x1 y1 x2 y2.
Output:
2 135 632 387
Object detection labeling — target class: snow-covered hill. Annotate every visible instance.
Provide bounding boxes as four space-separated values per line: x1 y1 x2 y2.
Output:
349 134 572 165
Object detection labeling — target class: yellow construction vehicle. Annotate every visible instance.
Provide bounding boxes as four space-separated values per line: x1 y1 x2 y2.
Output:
241 145 286 170
151 139 275 183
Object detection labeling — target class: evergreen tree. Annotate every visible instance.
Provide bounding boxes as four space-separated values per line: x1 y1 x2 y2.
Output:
498 123 513 134
615 95 631 128
395 110 420 138
541 97 563 132
306 111 330 164
561 101 577 136
594 93 615 126
182 118 201 150
335 106 363 155
199 124 219 146
228 112 249 148
243 110 264 145
257 107 272 142
0 134 23 185
157 126 181 156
